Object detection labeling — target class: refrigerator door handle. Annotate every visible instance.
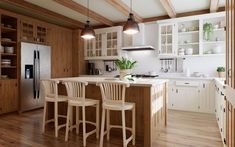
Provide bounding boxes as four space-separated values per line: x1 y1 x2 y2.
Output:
33 50 37 99
37 50 40 99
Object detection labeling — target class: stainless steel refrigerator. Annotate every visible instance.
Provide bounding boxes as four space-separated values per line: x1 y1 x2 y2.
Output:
20 42 51 112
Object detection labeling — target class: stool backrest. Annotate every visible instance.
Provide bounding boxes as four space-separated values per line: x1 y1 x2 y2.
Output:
41 79 59 99
63 80 88 101
97 81 130 105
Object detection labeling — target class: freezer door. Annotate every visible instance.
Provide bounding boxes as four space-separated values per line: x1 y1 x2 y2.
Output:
20 42 38 111
37 44 51 107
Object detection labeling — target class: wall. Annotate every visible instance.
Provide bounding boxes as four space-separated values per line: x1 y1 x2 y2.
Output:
90 22 225 77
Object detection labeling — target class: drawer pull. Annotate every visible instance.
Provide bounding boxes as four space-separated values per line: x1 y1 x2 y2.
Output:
184 83 189 84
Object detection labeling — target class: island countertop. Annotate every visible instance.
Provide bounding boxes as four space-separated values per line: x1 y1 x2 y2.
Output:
53 76 168 87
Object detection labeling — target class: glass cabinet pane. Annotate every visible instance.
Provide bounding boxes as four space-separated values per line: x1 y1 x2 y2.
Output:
106 32 118 56
160 24 173 54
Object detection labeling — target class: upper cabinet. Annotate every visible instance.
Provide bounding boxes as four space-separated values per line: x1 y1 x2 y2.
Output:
20 19 48 44
84 26 122 60
158 23 176 55
157 12 225 57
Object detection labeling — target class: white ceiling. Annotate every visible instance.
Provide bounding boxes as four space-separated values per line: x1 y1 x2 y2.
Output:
24 0 225 26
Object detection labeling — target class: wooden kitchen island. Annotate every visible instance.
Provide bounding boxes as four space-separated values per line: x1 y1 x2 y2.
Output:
51 77 168 147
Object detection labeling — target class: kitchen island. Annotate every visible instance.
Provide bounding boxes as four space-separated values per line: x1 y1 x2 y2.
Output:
51 77 168 147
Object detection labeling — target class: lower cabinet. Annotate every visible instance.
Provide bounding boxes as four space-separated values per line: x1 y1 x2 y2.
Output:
0 80 18 114
215 80 226 145
168 80 214 113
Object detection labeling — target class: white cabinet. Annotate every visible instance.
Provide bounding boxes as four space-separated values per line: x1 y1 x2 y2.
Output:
84 26 122 60
158 23 176 56
214 80 226 144
157 12 225 57
168 79 214 113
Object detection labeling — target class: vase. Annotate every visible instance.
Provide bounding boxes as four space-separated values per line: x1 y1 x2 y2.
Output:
119 69 131 80
218 72 225 78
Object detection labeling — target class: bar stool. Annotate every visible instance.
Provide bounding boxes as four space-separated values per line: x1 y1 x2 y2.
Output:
97 81 135 147
41 79 68 137
63 80 100 147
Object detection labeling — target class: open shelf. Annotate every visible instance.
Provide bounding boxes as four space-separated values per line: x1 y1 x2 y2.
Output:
1 53 17 56
178 42 199 46
178 30 199 35
1 26 16 33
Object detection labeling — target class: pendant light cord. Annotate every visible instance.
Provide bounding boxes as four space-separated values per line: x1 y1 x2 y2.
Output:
87 0 90 21
130 0 132 13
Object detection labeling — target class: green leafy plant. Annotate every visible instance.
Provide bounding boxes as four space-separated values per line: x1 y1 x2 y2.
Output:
203 23 214 41
115 57 137 70
217 67 225 72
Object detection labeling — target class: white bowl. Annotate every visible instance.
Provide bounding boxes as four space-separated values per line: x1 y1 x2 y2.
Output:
185 48 193 55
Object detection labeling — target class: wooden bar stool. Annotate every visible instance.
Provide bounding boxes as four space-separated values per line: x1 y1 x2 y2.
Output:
97 81 135 147
63 80 100 147
41 79 68 137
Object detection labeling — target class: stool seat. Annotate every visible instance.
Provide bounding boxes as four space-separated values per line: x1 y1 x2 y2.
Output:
45 95 68 102
103 102 134 111
68 98 99 107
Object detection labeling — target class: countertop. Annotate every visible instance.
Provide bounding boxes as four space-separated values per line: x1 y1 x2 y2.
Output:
53 77 168 87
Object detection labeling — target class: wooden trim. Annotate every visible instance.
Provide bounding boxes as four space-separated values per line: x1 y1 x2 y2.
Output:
105 0 143 22
53 0 114 26
210 0 220 13
159 0 176 18
143 15 170 23
1 0 84 28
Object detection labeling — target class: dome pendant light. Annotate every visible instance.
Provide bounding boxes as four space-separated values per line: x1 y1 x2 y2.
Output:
123 0 139 35
81 0 95 39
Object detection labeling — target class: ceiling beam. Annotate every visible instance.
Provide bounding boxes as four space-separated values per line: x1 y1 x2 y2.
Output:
105 0 143 22
210 0 220 12
53 0 114 26
159 0 176 18
1 0 84 28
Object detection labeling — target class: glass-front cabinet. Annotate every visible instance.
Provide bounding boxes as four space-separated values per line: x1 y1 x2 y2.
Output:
158 23 176 55
84 26 122 60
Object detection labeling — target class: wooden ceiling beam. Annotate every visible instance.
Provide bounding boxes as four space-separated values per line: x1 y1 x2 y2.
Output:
210 0 220 13
1 0 84 28
53 0 114 26
105 0 143 22
159 0 176 18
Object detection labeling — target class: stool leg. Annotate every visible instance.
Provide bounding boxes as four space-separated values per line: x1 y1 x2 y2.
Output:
70 107 73 130
100 108 106 147
132 105 136 145
65 105 71 141
106 110 110 141
122 110 127 147
42 101 47 133
82 106 86 147
54 102 58 137
76 106 79 135
96 103 100 139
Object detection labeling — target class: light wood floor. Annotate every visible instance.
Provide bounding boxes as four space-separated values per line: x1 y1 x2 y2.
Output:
0 109 223 147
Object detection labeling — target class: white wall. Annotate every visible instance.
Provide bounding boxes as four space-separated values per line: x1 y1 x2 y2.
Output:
91 22 225 77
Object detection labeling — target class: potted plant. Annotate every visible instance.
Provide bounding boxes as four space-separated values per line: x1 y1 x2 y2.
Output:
115 57 137 80
203 23 214 41
217 67 225 78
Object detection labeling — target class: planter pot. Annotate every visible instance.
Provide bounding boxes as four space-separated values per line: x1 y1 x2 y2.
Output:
120 69 131 80
218 72 225 78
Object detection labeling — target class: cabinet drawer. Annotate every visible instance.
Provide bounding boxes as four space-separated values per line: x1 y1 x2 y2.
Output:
175 81 199 87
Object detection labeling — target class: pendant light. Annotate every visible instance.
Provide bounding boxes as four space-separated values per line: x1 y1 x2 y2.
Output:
123 0 139 35
81 0 95 39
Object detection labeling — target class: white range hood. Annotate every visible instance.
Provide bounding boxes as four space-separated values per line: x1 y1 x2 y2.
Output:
122 23 155 51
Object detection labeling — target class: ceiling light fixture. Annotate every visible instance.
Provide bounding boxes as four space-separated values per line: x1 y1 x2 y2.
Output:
81 0 95 39
123 0 140 35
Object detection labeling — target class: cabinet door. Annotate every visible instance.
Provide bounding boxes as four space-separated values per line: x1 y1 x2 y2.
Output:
84 39 95 58
36 25 47 44
173 87 199 112
20 19 35 42
168 86 175 109
198 82 215 113
0 80 18 114
158 23 176 55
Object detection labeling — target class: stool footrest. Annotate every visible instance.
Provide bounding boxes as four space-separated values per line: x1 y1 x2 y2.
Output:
45 119 54 124
110 125 132 132
58 115 67 118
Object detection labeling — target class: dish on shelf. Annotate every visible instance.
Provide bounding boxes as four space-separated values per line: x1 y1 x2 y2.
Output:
2 38 12 42
1 59 11 66
185 48 193 55
213 46 223 54
4 47 14 54
0 45 4 53
1 75 8 79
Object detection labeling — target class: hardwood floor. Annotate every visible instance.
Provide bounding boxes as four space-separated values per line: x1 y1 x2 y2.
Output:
0 109 223 147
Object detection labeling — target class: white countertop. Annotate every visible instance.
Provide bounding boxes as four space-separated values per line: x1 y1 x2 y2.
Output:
53 77 168 87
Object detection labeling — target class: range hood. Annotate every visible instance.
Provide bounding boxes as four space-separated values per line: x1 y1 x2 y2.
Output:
122 23 155 51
